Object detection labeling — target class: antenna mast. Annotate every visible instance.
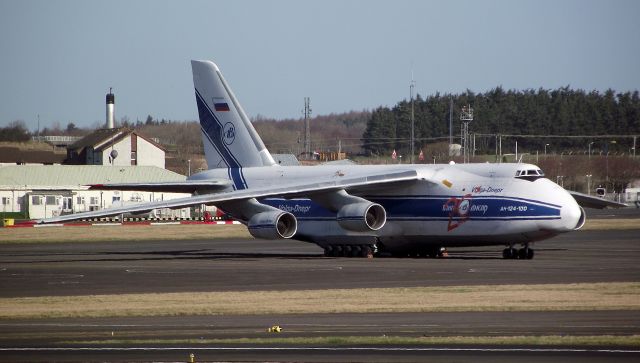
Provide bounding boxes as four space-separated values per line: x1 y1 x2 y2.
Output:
460 104 473 163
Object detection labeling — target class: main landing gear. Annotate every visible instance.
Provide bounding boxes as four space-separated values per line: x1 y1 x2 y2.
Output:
502 245 534 260
323 245 375 258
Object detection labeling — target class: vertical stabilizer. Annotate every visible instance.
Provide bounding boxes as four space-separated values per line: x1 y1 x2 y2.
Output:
191 60 276 189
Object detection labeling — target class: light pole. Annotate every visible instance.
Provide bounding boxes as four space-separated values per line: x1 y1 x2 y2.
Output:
544 143 549 156
588 142 594 159
586 174 592 195
187 159 191 177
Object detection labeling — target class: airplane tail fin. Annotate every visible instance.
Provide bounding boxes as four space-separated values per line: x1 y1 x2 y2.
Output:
191 60 275 187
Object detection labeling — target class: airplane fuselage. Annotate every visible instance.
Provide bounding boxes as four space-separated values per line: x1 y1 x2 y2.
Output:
190 162 584 252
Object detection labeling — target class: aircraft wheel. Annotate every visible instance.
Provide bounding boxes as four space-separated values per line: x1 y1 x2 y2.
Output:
334 245 343 257
343 245 352 257
361 245 373 258
323 246 333 257
426 247 442 258
351 245 362 257
518 247 534 260
503 247 517 259
526 248 535 260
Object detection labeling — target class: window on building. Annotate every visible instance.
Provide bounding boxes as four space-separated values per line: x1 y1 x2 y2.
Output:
90 197 99 205
1 197 10 205
77 196 85 205
45 196 57 205
32 196 42 205
112 196 121 203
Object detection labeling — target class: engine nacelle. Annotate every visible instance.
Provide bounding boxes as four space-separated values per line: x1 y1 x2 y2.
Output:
337 202 386 232
247 210 297 239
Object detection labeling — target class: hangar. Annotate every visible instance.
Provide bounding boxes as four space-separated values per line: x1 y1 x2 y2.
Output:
0 165 190 219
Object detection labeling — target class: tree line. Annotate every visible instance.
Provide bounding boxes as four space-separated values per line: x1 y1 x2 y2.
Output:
362 87 640 157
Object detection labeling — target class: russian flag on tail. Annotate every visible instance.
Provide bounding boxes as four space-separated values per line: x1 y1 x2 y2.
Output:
214 103 230 111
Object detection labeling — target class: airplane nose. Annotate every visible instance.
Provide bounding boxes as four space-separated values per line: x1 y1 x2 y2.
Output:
560 193 585 231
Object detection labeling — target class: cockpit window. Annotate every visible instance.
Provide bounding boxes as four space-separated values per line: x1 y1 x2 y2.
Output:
515 168 545 181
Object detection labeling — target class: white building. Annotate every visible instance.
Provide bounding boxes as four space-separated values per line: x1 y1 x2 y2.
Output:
66 128 165 168
0 165 190 219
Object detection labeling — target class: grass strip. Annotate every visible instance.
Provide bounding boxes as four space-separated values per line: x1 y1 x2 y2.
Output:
2 282 639 319
0 224 251 243
582 219 640 230
62 335 640 347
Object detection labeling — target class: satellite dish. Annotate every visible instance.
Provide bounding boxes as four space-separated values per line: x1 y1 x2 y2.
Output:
110 149 118 159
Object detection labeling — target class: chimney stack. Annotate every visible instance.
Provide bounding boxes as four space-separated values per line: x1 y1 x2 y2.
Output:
106 88 115 129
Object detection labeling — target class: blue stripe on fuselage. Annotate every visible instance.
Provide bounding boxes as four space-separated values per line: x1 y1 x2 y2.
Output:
261 196 561 221
195 89 247 190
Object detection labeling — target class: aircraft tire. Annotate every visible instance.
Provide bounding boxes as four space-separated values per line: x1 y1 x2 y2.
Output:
503 247 518 259
351 245 362 257
334 245 343 257
323 246 333 257
343 245 352 257
518 247 534 260
526 248 535 260
361 245 373 258
426 247 442 258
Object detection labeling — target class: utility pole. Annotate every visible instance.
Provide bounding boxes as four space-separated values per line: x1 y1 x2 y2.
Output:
303 97 312 159
449 98 453 156
410 77 415 164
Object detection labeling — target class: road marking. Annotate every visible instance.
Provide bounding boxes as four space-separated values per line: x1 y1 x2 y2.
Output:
0 347 638 354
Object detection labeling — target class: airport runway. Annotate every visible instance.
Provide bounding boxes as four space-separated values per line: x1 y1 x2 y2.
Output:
1 229 639 297
1 228 639 362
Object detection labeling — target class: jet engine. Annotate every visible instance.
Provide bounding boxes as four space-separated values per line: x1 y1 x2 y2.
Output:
247 210 297 239
312 189 387 232
337 202 386 232
220 198 298 240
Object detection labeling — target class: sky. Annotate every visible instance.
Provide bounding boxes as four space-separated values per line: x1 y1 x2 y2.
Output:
1 0 639 131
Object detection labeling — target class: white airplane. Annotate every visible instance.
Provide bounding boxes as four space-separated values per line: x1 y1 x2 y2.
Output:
41 60 625 259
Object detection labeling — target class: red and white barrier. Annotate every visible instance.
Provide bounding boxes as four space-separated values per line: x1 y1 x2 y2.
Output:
6 220 240 228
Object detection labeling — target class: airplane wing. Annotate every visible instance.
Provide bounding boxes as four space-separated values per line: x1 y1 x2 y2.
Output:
569 191 628 209
38 170 420 224
88 180 232 194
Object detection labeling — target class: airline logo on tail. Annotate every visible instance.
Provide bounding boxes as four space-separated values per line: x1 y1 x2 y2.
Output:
222 123 235 145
